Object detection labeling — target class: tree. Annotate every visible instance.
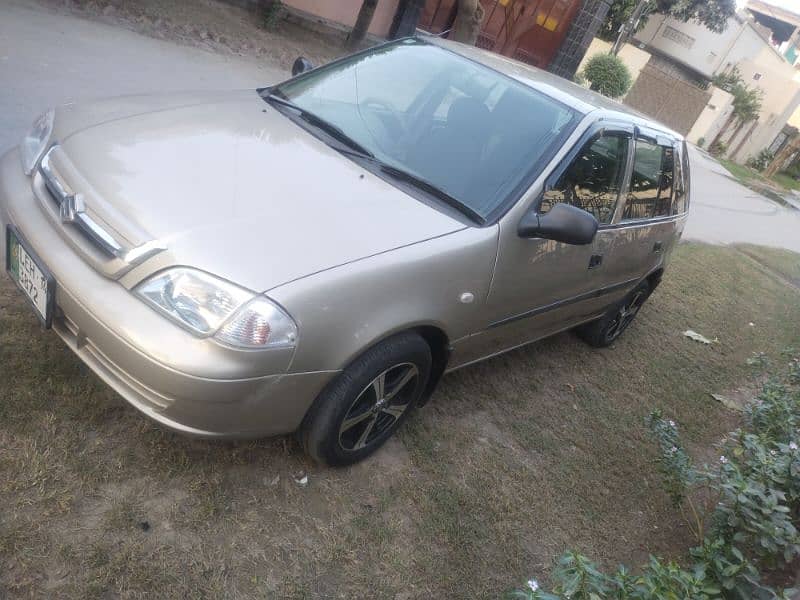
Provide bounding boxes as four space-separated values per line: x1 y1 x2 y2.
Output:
608 0 736 52
346 0 378 50
598 0 639 42
710 69 763 153
450 0 485 45
656 0 736 34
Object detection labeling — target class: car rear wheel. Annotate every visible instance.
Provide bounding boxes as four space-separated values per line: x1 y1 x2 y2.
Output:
576 280 650 348
300 332 432 466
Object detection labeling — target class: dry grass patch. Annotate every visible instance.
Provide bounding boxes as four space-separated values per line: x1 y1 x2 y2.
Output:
1 242 800 598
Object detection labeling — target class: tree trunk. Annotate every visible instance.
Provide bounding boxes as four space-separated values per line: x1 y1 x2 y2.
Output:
451 0 484 45
765 134 800 177
710 111 737 150
347 0 378 50
389 0 425 39
731 119 758 163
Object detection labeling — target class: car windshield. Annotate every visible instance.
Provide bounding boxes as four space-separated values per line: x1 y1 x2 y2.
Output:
269 39 581 221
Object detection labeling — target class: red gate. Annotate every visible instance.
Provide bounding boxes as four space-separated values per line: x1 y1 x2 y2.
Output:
419 0 581 69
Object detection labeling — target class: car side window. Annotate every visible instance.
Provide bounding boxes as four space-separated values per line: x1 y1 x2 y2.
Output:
623 139 675 220
673 145 689 214
539 133 629 225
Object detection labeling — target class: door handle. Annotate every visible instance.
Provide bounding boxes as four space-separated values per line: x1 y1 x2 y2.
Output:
588 254 603 269
653 241 663 254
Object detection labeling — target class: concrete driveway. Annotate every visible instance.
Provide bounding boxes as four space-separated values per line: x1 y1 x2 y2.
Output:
2 1 799 253
0 0 284 153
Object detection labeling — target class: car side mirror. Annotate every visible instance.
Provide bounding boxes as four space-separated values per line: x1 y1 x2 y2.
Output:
291 57 315 77
518 203 598 245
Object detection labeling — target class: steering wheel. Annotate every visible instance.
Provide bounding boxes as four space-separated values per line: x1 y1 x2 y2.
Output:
360 98 405 141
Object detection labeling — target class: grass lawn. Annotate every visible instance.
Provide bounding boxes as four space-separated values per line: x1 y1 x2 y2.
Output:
1 242 800 598
718 158 800 197
718 158 763 186
771 172 800 193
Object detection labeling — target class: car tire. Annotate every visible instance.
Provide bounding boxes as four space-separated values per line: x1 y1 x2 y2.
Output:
576 280 651 348
300 332 432 467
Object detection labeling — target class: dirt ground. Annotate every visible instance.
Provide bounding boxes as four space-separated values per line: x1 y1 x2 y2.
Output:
36 0 345 70
2 242 800 598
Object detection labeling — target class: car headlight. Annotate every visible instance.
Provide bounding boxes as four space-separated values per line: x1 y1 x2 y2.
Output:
135 268 298 349
20 109 55 175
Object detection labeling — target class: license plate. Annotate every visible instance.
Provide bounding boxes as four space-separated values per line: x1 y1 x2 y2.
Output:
6 226 54 327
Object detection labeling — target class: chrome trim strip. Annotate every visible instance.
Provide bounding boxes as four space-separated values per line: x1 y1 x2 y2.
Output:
38 146 165 269
40 149 74 199
76 212 123 255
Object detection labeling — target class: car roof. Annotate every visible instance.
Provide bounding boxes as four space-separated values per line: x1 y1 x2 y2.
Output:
423 35 684 142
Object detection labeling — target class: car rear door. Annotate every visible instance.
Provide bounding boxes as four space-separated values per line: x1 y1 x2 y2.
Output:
595 127 681 291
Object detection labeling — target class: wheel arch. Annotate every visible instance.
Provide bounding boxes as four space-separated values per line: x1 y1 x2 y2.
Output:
346 323 451 406
297 323 451 435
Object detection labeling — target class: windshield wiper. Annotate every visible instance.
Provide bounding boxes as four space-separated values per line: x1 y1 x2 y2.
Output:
264 91 483 225
379 164 485 225
264 92 375 159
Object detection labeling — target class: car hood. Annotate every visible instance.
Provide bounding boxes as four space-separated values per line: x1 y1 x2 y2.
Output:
56 90 464 292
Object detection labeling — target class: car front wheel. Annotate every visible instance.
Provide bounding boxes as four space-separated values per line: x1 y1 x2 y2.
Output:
300 332 432 466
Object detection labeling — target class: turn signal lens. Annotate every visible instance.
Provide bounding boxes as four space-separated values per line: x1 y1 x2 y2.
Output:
216 297 297 349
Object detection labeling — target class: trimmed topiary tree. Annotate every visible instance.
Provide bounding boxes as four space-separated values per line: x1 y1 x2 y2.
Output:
583 53 632 99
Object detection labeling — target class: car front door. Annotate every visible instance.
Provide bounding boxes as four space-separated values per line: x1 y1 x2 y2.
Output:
451 122 634 366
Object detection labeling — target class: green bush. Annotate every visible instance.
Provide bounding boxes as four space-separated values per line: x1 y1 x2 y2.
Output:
710 141 728 157
583 53 632 99
510 352 800 599
260 0 285 30
781 165 800 180
747 149 774 171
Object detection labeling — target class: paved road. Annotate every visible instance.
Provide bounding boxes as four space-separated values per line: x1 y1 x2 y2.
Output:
2 1 799 253
0 1 284 153
683 146 800 253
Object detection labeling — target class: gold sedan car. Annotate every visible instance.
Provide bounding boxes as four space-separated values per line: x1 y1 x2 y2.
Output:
0 38 689 465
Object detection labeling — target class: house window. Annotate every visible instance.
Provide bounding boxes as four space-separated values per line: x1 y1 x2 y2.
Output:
662 26 695 49
753 72 763 81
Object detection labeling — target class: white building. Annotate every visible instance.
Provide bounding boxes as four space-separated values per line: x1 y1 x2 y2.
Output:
634 9 800 162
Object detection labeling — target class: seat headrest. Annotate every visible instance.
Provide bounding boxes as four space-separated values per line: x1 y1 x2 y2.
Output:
447 97 491 130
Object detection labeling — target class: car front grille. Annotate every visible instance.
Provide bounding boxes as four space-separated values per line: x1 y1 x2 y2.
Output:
39 146 124 257
37 146 164 275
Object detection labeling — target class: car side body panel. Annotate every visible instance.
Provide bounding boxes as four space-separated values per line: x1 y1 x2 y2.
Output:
268 226 499 374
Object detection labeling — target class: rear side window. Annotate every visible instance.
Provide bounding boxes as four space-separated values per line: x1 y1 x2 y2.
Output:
540 133 629 225
623 139 675 221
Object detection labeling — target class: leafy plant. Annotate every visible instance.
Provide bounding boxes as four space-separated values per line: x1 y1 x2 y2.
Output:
710 141 728 157
260 0 285 30
747 150 774 172
583 53 632 99
511 360 800 599
713 67 743 93
598 0 735 43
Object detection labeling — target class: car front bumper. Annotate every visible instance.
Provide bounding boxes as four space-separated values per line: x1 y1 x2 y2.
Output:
0 147 335 438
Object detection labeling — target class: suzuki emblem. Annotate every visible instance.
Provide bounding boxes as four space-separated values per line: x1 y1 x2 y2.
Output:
60 193 85 223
